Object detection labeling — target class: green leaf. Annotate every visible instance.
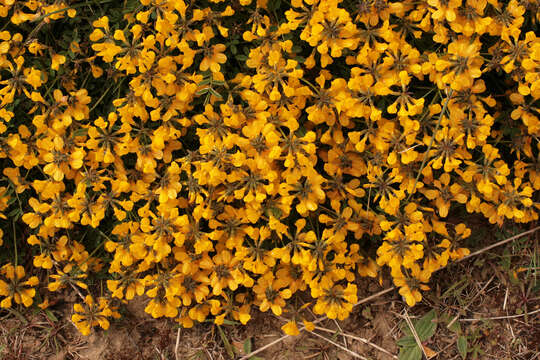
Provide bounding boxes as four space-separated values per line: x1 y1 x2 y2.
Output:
243 338 252 354
7 207 22 219
397 336 417 347
457 336 468 359
398 313 437 360
500 249 511 270
399 345 422 360
268 0 281 11
6 308 28 325
217 325 235 359
361 306 373 320
441 278 467 299
448 319 461 334
208 87 223 99
269 207 282 218
72 128 88 137
414 310 437 341
441 312 461 333
45 309 58 322
195 88 209 96
295 125 307 137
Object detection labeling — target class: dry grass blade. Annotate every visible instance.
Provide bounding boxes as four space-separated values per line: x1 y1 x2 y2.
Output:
403 309 428 359
313 325 398 359
175 327 181 360
456 226 540 263
69 282 86 301
238 334 289 360
447 276 494 329
460 308 540 322
355 287 397 307
241 226 540 360
309 330 369 360
243 287 398 360
333 319 348 349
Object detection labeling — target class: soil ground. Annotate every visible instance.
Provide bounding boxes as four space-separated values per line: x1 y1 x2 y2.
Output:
1 225 538 360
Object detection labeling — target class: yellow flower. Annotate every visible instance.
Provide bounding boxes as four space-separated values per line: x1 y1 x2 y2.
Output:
420 173 467 217
0 263 39 308
460 148 509 199
213 293 252 325
435 37 483 91
0 0 538 337
200 43 227 73
48 267 88 292
280 302 314 335
200 250 245 296
72 296 118 335
364 165 405 215
442 223 471 260
313 283 357 320
51 53 66 71
428 126 469 173
428 0 461 22
496 179 534 221
391 264 430 306
304 4 358 67
377 237 424 271
253 273 292 316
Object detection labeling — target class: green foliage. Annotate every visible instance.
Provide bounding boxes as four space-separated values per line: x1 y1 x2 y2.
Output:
398 310 437 360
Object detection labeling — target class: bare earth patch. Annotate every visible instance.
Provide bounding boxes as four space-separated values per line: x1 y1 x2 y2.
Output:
1 228 538 360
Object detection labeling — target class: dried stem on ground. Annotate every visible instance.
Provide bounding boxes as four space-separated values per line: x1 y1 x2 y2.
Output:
240 226 540 360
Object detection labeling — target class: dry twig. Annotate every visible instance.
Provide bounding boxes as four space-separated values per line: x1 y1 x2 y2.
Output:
309 330 369 360
403 309 428 359
175 327 181 360
313 325 398 359
460 308 540 322
456 226 540 264
447 276 494 329
240 226 540 360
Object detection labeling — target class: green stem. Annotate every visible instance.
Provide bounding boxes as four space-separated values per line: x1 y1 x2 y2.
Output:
32 0 117 23
299 77 319 94
89 78 124 113
407 88 454 201
72 228 108 272
13 221 17 267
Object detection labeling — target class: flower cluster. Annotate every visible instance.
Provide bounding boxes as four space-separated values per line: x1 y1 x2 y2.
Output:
0 0 539 336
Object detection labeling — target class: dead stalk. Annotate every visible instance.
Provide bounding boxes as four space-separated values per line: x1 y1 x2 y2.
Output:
313 325 398 359
309 330 369 360
242 226 540 360
460 308 540 322
175 327 181 360
447 276 494 329
404 309 428 359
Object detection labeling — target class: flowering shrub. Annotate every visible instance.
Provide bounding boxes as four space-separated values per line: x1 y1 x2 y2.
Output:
0 0 539 336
